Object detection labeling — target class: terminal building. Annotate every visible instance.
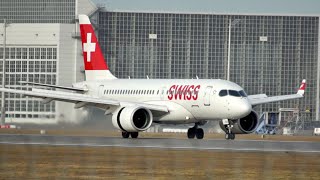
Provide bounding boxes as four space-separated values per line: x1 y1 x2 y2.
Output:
0 0 97 123
0 0 319 124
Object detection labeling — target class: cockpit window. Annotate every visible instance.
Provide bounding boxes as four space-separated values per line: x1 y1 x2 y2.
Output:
239 90 248 97
219 90 228 97
219 89 247 97
228 90 241 97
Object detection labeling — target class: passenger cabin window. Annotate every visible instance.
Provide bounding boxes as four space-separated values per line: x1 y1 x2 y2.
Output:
219 90 228 97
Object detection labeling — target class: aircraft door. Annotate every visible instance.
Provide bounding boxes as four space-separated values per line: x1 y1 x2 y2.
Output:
98 85 104 96
204 86 212 106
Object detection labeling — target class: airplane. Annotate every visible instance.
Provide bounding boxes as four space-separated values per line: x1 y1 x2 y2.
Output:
0 14 306 140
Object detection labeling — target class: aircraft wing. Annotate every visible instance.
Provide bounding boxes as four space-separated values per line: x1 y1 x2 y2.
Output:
0 88 169 113
19 81 87 92
248 79 306 106
249 93 303 106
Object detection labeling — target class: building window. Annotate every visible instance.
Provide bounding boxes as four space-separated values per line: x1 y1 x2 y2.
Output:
10 48 16 59
16 61 21 72
47 61 52 72
34 61 40 72
16 48 22 59
5 48 9 59
22 48 27 59
35 48 40 59
47 48 52 59
29 48 34 59
52 48 57 59
41 61 46 72
41 48 46 59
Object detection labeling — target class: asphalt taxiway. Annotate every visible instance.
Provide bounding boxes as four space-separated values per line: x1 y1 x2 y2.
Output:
0 134 319 153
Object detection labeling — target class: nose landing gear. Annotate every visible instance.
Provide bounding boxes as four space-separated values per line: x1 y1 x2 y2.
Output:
187 123 204 139
222 119 236 140
225 131 235 140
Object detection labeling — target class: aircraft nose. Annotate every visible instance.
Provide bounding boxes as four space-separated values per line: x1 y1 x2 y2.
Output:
239 101 252 115
227 99 252 119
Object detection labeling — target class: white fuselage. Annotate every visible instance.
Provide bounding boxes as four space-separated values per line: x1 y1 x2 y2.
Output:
78 79 252 124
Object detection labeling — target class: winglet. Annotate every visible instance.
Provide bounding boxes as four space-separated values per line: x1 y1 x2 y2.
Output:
297 79 306 96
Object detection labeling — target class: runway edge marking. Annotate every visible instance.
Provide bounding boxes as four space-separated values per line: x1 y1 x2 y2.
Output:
0 141 319 153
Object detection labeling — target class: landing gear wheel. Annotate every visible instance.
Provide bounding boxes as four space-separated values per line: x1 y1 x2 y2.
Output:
130 132 139 138
230 133 235 140
187 128 196 139
122 132 130 138
225 133 236 140
196 128 204 139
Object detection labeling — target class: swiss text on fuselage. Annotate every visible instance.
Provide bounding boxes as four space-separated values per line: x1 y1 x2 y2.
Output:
168 85 201 100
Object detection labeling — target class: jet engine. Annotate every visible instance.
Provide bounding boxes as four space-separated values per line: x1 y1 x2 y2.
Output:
112 106 153 132
219 111 258 134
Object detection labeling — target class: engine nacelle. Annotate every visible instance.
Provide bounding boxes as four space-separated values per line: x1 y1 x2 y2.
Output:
112 106 153 132
219 111 258 134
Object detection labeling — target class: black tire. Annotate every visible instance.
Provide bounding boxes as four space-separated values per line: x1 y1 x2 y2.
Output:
122 132 130 138
230 133 235 140
187 128 196 139
196 128 204 139
131 132 139 138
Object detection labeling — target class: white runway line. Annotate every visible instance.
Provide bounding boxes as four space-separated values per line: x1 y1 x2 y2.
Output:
0 136 319 153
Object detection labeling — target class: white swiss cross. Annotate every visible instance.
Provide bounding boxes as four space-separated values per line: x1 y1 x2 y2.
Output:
83 33 96 62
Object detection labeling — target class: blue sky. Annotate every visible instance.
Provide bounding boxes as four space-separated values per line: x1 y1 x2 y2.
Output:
92 0 320 15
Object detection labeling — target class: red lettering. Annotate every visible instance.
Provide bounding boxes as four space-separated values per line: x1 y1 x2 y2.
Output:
183 85 189 100
186 85 194 100
192 85 201 100
174 85 187 100
173 85 179 100
167 84 201 101
168 85 176 100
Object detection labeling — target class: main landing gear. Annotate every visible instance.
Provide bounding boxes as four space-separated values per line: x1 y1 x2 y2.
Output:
187 123 204 139
122 132 139 138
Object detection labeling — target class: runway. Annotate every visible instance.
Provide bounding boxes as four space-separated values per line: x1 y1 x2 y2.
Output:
0 134 319 153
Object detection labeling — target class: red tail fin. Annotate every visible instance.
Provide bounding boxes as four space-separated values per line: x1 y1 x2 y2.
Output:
79 14 116 80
